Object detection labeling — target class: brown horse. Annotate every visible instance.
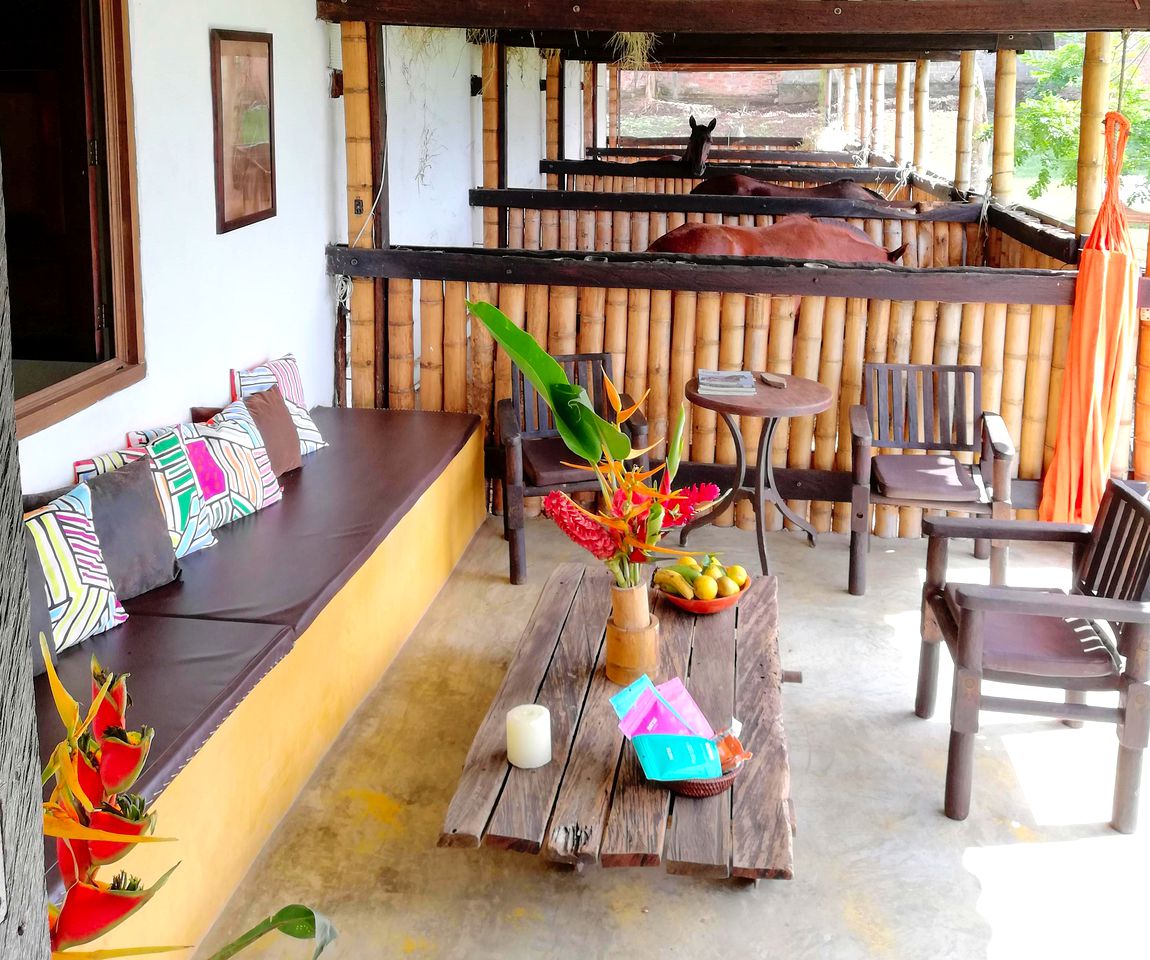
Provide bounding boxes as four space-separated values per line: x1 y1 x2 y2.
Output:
647 215 907 264
691 173 912 206
630 116 717 176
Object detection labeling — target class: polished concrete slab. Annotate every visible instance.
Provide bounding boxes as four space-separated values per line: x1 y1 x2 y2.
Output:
195 518 1147 959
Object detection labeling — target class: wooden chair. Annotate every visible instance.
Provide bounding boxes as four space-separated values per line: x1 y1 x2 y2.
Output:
918 478 1150 833
496 353 647 584
849 363 1015 596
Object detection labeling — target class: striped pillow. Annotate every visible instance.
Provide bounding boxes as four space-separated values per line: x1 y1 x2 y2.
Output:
182 420 283 529
145 427 218 558
126 425 177 447
230 354 306 407
24 485 128 653
74 449 147 484
284 399 328 456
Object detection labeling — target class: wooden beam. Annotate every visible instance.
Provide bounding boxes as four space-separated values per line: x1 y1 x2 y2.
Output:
913 59 930 169
1076 32 1113 237
341 21 377 408
315 2 1150 35
992 49 1018 202
954 50 977 193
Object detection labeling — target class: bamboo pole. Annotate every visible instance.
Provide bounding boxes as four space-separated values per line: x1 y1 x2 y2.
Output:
899 299 938 537
608 63 621 147
894 63 911 165
691 293 722 464
523 284 549 517
548 285 577 355
832 298 870 534
737 295 770 530
954 50 977 194
647 290 673 460
1045 291 1074 471
418 280 445 411
669 291 698 452
810 297 847 534
577 287 607 354
1018 292 1056 517
468 282 497 447
387 279 415 410
1077 33 1113 237
913 59 929 170
1000 302 1031 464
341 22 376 408
835 67 846 130
605 287 628 385
546 54 560 189
870 64 885 156
714 293 747 527
766 296 797 530
858 65 872 149
786 296 824 528
583 62 595 155
443 281 468 414
625 289 652 402
991 49 1018 203
981 303 1008 415
875 300 911 538
482 45 501 248
843 66 858 136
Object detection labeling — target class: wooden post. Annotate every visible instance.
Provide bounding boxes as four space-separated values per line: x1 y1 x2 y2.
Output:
443 281 468 413
843 66 858 138
342 22 377 408
1077 33 1113 237
608 63 621 147
583 62 595 156
482 44 502 247
954 51 977 193
387 278 415 409
858 65 872 149
870 64 885 156
913 59 929 170
418 280 445 411
991 50 1018 203
894 63 911 165
546 54 561 189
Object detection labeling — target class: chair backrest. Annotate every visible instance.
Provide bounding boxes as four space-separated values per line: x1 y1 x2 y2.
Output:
863 363 982 454
511 352 614 439
1074 479 1150 602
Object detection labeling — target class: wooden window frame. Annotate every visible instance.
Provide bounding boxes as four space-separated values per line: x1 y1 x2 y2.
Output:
14 0 144 439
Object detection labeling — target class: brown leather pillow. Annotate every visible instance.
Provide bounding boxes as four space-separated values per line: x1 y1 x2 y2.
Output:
190 405 225 423
244 386 302 476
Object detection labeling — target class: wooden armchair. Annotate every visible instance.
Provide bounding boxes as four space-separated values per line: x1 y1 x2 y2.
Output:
918 478 1150 833
496 353 647 584
849 363 1015 596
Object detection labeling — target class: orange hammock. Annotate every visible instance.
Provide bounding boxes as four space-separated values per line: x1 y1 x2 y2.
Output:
1039 112 1140 525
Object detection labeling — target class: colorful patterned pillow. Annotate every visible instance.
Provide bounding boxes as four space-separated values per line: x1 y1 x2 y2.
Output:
24 485 128 653
126 425 177 447
284 399 328 456
230 353 306 407
182 420 283 529
145 427 217 558
74 449 147 484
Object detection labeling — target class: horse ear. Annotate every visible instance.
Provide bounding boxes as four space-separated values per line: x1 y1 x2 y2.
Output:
707 118 717 132
689 115 697 130
888 243 910 263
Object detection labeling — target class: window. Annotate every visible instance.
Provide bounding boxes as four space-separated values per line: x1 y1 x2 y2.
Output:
0 0 143 438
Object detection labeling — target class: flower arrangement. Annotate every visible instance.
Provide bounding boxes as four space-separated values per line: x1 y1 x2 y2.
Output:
469 301 720 588
38 637 334 959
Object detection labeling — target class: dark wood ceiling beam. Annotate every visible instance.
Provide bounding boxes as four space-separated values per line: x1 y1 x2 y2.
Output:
316 1 1149 34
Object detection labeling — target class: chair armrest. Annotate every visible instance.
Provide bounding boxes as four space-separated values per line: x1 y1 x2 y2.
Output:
923 516 1092 543
981 412 1015 460
496 398 522 447
954 584 1150 624
849 404 872 443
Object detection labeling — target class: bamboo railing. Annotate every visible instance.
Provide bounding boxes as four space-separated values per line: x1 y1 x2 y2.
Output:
330 244 1128 537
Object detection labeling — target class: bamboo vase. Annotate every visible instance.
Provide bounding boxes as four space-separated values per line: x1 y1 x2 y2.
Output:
605 584 660 686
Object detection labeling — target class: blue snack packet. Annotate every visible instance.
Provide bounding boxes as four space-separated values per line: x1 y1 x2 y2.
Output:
632 733 723 781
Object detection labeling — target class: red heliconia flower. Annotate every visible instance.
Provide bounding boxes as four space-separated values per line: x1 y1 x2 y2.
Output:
73 736 104 809
662 482 722 528
91 656 129 739
51 866 177 952
543 491 618 561
57 836 92 889
87 795 155 866
98 727 153 796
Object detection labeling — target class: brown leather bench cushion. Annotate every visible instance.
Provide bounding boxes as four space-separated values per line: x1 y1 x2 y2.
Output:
39 615 294 899
943 585 1119 678
873 454 981 502
125 407 479 632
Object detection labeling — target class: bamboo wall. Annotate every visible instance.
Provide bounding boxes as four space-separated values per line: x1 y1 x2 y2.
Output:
557 171 917 199
384 266 1084 535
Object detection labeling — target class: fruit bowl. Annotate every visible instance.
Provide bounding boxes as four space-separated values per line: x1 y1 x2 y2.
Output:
662 588 746 615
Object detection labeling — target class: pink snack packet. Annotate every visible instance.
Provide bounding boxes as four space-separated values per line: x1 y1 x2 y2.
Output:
618 687 693 739
656 677 714 738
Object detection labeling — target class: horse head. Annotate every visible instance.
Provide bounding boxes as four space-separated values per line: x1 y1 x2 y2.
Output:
685 115 718 175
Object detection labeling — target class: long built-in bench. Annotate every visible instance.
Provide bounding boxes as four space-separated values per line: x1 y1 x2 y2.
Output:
35 406 485 949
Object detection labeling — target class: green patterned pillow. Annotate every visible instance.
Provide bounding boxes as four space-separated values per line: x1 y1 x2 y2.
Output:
24 484 128 653
145 427 218 558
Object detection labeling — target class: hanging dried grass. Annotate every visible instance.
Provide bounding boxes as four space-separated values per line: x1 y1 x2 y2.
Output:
608 32 657 70
466 29 498 46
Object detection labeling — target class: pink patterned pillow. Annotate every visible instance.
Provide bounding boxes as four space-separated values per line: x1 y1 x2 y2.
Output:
230 353 306 407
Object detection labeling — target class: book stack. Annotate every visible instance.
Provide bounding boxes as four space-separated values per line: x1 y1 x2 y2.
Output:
696 369 756 397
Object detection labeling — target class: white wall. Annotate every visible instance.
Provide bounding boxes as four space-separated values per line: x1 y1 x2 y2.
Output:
505 50 544 189
563 62 583 159
596 63 608 148
18 0 342 492
383 26 475 247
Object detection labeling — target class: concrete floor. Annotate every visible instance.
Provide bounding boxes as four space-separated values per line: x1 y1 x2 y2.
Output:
196 519 1148 960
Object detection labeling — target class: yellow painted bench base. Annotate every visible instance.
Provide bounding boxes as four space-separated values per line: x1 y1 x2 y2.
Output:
86 430 484 952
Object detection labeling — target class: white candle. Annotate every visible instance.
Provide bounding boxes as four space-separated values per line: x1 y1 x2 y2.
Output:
506 704 552 769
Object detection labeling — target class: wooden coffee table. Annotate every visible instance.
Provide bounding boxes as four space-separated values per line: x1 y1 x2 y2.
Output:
439 563 794 881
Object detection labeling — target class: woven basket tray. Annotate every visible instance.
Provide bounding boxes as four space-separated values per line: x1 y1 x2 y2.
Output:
663 764 743 798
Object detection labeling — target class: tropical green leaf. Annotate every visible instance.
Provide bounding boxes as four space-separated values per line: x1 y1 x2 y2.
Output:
202 905 336 960
666 404 687 482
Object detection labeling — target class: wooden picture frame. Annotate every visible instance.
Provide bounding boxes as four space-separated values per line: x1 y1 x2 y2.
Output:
210 29 276 233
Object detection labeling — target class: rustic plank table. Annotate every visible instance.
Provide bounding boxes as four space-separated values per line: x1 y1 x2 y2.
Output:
440 563 794 881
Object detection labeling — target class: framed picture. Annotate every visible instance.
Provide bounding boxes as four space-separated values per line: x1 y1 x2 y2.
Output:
210 29 276 233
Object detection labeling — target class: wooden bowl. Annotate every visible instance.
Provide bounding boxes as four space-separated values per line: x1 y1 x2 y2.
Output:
663 765 743 798
661 579 750 615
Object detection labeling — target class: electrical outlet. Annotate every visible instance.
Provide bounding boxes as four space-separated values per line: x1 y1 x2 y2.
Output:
354 198 364 216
